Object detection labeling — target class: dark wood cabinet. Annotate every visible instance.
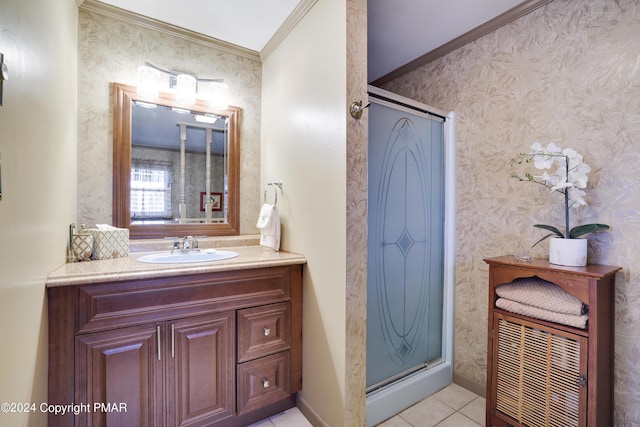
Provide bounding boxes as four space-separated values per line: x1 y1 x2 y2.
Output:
75 324 163 427
167 313 235 427
484 256 620 427
48 264 303 427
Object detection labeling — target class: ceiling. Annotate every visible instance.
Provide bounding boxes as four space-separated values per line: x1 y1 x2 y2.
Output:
95 0 302 52
367 0 536 82
95 0 546 84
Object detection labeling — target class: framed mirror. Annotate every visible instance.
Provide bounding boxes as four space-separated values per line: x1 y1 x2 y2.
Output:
112 83 240 239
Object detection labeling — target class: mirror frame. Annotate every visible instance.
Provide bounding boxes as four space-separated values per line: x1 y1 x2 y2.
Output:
112 82 240 239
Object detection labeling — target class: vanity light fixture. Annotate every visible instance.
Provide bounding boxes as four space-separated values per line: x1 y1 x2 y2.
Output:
137 62 229 109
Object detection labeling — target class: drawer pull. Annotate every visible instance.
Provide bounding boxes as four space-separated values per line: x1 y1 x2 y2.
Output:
263 327 271 337
157 325 161 361
262 378 270 389
171 324 175 358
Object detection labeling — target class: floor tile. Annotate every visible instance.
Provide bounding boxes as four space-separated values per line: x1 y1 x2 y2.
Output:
251 384 482 427
434 412 481 427
398 395 456 427
269 407 313 427
376 414 414 427
247 418 274 427
432 383 478 410
459 396 486 425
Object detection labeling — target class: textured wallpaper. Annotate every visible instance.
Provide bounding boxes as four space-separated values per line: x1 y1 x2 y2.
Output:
384 0 640 424
77 9 262 234
346 0 368 424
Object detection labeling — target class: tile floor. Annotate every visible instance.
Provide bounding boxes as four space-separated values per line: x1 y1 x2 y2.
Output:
248 407 313 427
247 383 484 427
375 384 485 427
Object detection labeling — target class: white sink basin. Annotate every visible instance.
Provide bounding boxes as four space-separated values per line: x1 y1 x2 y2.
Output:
137 249 238 264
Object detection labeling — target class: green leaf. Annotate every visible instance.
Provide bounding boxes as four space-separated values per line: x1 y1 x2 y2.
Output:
569 224 610 239
531 233 557 248
533 224 565 238
531 224 565 247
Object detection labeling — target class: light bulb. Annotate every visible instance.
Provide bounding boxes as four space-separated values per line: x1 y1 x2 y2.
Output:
175 74 196 105
137 66 160 99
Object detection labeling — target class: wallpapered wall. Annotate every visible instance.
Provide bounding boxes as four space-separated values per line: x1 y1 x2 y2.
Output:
384 0 639 424
77 9 262 234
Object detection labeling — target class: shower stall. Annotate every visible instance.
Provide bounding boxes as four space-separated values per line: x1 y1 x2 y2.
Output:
366 86 456 426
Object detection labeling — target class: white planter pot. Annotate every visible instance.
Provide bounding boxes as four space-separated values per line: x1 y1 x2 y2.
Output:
549 237 587 267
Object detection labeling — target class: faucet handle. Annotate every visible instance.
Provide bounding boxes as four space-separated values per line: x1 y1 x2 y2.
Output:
164 237 180 253
182 236 194 252
192 236 207 251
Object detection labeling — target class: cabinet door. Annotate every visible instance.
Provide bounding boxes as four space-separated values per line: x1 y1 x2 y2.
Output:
75 324 163 427
167 312 235 427
491 313 588 427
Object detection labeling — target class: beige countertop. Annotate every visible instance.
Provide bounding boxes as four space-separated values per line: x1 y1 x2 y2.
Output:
47 245 306 288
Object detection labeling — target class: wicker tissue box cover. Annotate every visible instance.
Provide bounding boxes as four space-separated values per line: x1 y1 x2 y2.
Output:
89 227 129 260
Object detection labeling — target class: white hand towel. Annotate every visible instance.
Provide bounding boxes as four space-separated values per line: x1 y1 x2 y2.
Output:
256 203 280 251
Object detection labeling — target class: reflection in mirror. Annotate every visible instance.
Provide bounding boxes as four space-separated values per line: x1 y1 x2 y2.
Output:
113 83 240 239
131 102 227 224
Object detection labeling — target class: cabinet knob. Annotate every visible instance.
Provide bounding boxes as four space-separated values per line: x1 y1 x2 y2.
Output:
263 327 271 337
262 378 270 388
578 374 588 388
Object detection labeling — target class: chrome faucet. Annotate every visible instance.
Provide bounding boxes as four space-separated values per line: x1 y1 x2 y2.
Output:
182 236 194 252
166 235 205 253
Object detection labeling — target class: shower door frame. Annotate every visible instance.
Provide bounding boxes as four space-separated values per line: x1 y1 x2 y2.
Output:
365 85 456 427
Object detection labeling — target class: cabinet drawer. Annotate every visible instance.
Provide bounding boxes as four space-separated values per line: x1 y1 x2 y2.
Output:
237 302 291 362
77 267 291 333
237 352 290 415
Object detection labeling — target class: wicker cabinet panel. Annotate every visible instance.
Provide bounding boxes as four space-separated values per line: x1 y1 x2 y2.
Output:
494 314 587 427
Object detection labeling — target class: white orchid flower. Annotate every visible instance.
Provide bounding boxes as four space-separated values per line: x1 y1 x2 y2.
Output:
570 164 591 189
550 176 573 192
534 171 553 182
534 155 555 170
568 188 587 207
546 142 563 154
569 171 589 189
530 142 544 152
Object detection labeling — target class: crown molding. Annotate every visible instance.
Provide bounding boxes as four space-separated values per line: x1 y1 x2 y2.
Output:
79 0 261 62
260 0 318 61
371 0 554 86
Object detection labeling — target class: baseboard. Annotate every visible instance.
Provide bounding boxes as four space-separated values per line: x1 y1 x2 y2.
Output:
453 373 486 398
297 392 329 427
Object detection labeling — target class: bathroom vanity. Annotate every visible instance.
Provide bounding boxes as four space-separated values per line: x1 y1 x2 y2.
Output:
47 246 305 427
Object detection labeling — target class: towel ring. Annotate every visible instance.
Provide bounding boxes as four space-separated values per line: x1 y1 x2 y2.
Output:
264 184 278 206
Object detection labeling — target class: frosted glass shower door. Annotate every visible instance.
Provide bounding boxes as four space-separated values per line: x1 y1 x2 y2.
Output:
366 98 445 390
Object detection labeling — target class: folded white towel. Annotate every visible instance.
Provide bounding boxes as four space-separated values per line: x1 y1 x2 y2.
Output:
256 203 280 251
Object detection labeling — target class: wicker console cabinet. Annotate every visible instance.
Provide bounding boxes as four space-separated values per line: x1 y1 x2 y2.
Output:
484 256 620 427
